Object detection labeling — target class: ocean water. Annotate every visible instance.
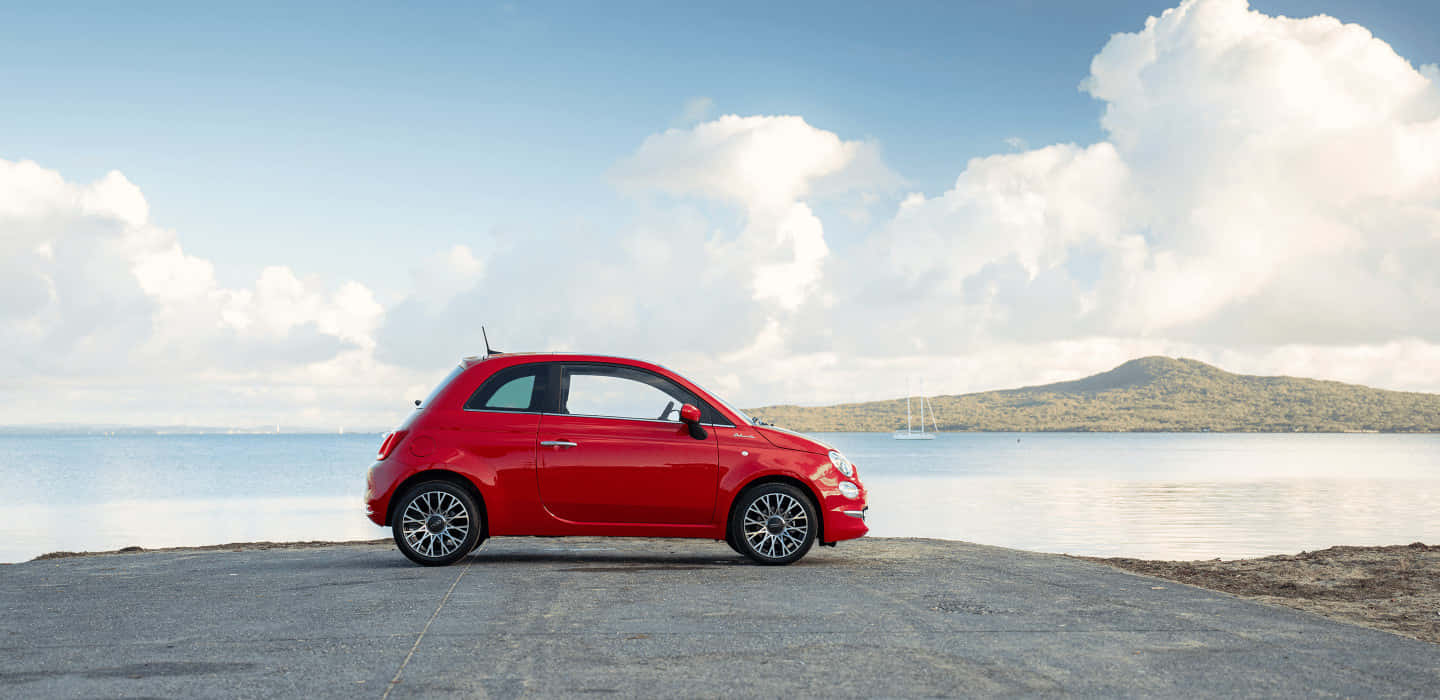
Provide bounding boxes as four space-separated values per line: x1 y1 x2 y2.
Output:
0 432 1436 563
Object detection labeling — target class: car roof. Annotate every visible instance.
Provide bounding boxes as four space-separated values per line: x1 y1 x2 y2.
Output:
460 352 666 369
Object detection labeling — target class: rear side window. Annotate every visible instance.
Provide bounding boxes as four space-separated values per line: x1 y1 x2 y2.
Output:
485 374 534 409
465 364 549 412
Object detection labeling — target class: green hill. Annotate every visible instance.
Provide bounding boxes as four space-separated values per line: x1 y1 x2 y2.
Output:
746 357 1440 433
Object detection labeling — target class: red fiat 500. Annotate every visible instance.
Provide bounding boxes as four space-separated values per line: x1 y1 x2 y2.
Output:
365 352 868 566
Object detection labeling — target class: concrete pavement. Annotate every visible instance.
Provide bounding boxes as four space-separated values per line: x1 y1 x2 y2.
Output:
2 537 1438 698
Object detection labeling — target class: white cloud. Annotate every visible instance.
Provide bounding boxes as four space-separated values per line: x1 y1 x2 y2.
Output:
371 0 1440 408
612 114 893 309
10 0 1440 427
375 114 893 374
614 114 873 207
0 158 396 426
880 142 1137 287
840 0 1440 360
1081 0 1440 340
666 0 1440 404
408 243 487 311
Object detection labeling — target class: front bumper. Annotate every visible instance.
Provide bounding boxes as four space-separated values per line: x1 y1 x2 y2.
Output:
823 501 869 542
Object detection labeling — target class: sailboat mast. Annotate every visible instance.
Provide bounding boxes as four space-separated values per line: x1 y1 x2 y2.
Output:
894 377 939 439
906 390 912 433
919 381 926 434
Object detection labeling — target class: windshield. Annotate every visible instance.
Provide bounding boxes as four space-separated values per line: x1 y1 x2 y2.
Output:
419 364 465 408
688 379 754 426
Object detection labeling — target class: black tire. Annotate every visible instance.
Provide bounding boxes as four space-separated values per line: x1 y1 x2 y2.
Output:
391 480 483 566
727 483 817 565
724 529 745 556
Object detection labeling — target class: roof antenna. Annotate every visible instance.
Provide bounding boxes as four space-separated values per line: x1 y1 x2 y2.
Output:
482 326 502 357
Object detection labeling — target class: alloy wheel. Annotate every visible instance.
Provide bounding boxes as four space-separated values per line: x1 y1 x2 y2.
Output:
742 491 810 560
400 489 471 559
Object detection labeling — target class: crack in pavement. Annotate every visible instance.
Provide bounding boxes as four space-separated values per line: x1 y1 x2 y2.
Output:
381 558 473 700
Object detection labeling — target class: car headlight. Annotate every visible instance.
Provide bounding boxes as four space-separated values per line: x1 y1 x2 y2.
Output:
828 450 854 477
838 481 860 499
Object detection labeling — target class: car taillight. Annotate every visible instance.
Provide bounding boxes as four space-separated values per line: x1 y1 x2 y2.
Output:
377 430 408 460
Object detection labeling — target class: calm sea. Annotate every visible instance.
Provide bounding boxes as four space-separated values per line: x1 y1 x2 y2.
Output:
1 432 1436 563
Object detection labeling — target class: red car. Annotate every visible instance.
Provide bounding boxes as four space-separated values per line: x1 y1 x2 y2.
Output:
365 352 868 566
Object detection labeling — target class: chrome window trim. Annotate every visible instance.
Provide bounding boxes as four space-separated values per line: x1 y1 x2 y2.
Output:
460 406 728 427
461 407 544 416
538 412 731 427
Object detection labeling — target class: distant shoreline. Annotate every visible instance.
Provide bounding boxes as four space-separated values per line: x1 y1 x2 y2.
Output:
0 429 389 436
5 423 1434 434
797 428 1434 434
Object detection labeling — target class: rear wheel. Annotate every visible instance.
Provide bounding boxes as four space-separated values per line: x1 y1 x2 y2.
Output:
728 483 817 565
392 481 482 566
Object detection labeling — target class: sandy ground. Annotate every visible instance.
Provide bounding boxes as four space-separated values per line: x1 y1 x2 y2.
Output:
24 538 1440 646
1084 543 1440 644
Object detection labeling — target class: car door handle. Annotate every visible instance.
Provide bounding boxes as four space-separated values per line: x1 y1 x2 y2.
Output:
540 440 578 448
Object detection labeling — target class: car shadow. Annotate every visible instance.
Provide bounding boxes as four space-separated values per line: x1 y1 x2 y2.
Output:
320 541 844 569
330 553 843 571
467 546 745 567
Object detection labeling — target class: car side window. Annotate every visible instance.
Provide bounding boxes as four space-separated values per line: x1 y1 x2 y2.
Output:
464 365 548 412
484 374 534 409
561 364 712 422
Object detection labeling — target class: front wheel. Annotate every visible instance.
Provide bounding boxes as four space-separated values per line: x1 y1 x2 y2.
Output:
392 481 483 566
728 483 817 565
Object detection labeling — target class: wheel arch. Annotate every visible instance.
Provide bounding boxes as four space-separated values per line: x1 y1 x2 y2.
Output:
727 474 825 544
385 469 489 532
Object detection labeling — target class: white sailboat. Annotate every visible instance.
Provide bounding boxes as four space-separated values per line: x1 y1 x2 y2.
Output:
893 381 939 440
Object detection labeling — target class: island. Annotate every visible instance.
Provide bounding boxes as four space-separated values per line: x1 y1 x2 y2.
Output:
747 356 1440 433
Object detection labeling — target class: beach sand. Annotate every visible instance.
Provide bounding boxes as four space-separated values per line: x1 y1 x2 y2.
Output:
1084 543 1440 644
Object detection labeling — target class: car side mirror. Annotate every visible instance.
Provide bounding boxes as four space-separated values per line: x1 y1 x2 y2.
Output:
679 404 707 440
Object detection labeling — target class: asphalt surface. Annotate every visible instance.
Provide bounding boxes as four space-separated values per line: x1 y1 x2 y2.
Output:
3 537 1438 698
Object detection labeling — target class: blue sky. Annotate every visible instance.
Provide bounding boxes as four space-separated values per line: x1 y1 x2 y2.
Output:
6 1 1433 299
3 0 1440 427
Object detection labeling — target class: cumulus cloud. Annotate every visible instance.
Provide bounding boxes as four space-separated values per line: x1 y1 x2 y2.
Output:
1083 0 1440 342
11 0 1440 427
0 158 394 425
372 2 1440 406
376 114 894 374
839 0 1440 364
613 114 895 309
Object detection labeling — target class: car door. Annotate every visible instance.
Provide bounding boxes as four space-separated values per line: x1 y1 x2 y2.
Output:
537 363 719 524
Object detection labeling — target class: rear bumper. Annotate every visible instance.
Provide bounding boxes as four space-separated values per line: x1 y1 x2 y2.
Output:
364 462 395 526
